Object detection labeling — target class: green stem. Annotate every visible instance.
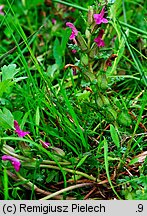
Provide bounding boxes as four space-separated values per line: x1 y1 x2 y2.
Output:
2 144 72 165
40 182 94 200
24 164 97 181
119 21 147 36
53 0 88 11
2 145 32 162
16 172 37 190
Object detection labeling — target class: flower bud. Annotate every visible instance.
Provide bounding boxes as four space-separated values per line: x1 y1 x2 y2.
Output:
88 6 94 25
51 147 65 157
81 54 89 66
89 43 99 58
101 95 110 106
96 95 104 108
96 93 110 108
97 74 108 90
76 32 87 51
84 70 95 82
85 29 91 40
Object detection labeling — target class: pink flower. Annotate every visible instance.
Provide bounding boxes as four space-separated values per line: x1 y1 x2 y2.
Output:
52 19 56 25
72 49 77 53
2 155 21 172
0 5 4 16
14 120 30 137
40 140 51 148
94 29 105 47
93 7 108 25
66 22 78 40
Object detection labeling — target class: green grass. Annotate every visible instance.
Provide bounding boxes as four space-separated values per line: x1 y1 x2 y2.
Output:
0 0 147 200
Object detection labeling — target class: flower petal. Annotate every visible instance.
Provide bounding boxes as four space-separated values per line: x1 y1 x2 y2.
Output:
66 22 78 40
14 120 30 137
93 14 102 24
100 7 105 17
94 30 105 47
2 155 21 172
52 19 56 25
0 5 4 16
40 140 51 148
102 18 108 23
93 7 108 25
72 49 77 53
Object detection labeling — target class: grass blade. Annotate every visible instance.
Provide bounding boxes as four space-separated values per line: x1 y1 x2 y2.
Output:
110 124 120 149
104 137 121 200
3 168 9 200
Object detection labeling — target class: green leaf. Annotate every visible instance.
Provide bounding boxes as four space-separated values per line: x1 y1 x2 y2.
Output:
76 90 90 101
0 108 14 130
117 111 132 126
35 106 40 135
3 168 9 200
53 38 63 69
110 124 120 148
2 64 18 81
128 158 139 165
12 187 20 199
76 155 89 169
46 170 57 183
18 141 32 158
47 64 59 80
0 80 11 97
61 28 71 55
12 111 23 122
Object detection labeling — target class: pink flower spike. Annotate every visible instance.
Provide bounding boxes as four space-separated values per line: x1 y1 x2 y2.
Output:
93 7 108 25
40 140 51 149
0 5 4 16
2 155 21 172
14 120 30 137
94 29 105 47
66 22 78 40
